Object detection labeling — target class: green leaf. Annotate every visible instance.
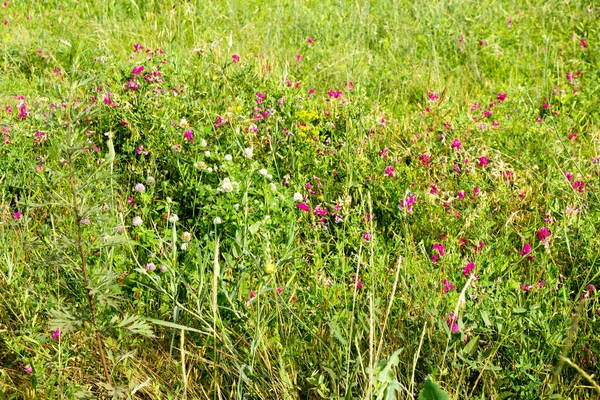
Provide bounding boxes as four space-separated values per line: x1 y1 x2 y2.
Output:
418 378 451 400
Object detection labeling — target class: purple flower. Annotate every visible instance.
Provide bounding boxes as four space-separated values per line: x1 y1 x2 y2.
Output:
520 243 531 255
462 261 475 276
537 227 551 242
297 202 310 212
51 329 60 339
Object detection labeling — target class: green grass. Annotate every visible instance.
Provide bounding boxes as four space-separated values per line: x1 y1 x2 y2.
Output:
0 0 599 398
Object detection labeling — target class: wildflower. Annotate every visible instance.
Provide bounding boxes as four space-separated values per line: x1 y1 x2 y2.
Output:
146 176 156 186
145 262 156 271
580 38 587 48
478 157 490 166
80 218 90 225
183 130 194 144
243 147 253 159
168 214 179 223
134 183 146 192
293 192 304 202
259 168 268 176
224 154 232 162
446 313 459 333
182 232 192 242
428 92 438 101
132 65 145 76
473 187 480 198
132 216 143 227
200 139 207 147
537 227 551 242
430 183 439 195
457 190 465 200
51 329 60 339
307 37 314 44
363 233 372 243
297 202 310 212
160 265 167 272
204 151 211 157
443 279 455 294
419 154 431 166
24 365 32 374
522 283 533 291
451 139 462 150
520 243 531 255
232 54 240 64
497 93 507 101
463 261 475 276
213 217 222 225
383 165 395 177
354 275 363 289
13 211 21 219
399 195 416 214
433 243 445 257
572 181 585 193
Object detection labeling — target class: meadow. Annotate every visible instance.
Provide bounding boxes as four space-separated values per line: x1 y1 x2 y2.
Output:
0 0 599 398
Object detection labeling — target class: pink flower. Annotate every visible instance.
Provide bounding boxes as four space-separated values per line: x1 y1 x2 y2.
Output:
433 243 445 257
473 187 480 198
297 202 310 212
451 139 462 150
354 275 363 289
419 154 431 166
483 109 492 117
399 196 416 214
463 261 475 276
520 243 531 255
428 92 438 101
430 183 439 195
183 129 194 144
537 227 551 242
232 54 240 64
307 37 314 44
446 313 459 332
565 172 573 182
13 211 21 219
478 157 490 166
580 38 587 48
51 329 60 339
132 65 145 76
497 93 507 101
443 279 455 294
457 190 465 200
363 233 372 243
522 284 533 291
24 365 32 374
572 181 585 193
296 54 302 62
383 165 395 177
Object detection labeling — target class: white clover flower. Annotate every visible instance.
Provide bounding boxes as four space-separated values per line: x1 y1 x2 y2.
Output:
168 214 179 223
213 217 223 225
270 183 277 191
179 118 189 128
233 204 240 211
224 154 232 162
182 231 192 242
134 183 146 192
266 174 273 180
132 216 143 227
219 177 238 193
200 139 208 147
259 168 268 176
181 242 188 251
204 150 211 157
146 176 156 186
243 147 253 159
207 167 213 173
293 192 304 202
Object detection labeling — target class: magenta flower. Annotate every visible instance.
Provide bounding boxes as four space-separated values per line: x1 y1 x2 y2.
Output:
497 93 507 101
522 284 533 291
572 181 585 193
132 65 145 76
473 187 480 198
297 202 310 212
451 139 462 150
580 38 587 48
483 109 492 117
428 92 438 101
24 365 32 374
383 165 395 177
354 275 363 289
446 313 459 333
363 233 372 243
183 129 194 144
430 183 439 195
399 196 416 214
307 37 314 44
537 227 551 242
433 243 445 257
457 190 465 200
51 329 60 339
478 157 490 167
520 243 531 255
232 54 240 64
565 172 573 182
463 261 475 276
13 211 21 219
442 279 455 294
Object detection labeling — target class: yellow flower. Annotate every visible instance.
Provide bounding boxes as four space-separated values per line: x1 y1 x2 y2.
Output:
263 263 276 274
